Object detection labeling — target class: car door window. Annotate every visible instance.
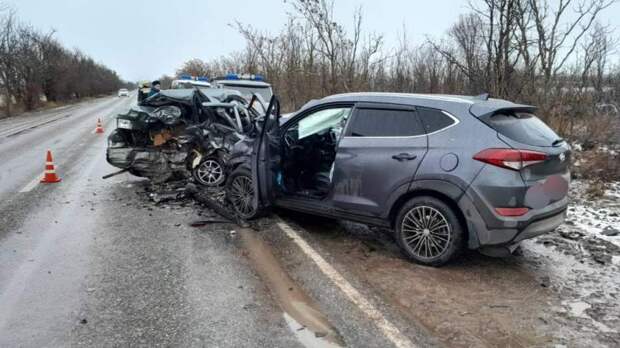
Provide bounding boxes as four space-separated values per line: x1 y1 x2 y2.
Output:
296 107 352 140
348 108 424 137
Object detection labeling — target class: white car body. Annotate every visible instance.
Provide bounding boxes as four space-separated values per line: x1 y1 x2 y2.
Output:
118 89 129 97
171 79 212 90
212 79 273 102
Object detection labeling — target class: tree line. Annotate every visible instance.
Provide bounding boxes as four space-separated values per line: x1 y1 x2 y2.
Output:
0 7 125 117
177 0 619 144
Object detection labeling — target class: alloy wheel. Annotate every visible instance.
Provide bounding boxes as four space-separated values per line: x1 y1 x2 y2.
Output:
401 205 451 260
195 159 225 186
228 175 255 218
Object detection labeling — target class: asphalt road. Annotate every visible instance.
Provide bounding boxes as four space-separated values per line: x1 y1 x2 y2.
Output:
0 96 297 347
0 95 436 348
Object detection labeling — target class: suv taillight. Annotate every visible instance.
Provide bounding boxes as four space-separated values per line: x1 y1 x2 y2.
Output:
473 148 547 170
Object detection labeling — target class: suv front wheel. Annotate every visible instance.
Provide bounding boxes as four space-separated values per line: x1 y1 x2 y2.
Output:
226 167 261 220
395 196 464 266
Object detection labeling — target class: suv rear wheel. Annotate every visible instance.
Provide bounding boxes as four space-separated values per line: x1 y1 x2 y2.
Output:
395 196 464 266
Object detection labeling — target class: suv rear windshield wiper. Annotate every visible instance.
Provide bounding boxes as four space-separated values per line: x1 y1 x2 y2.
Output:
552 138 565 146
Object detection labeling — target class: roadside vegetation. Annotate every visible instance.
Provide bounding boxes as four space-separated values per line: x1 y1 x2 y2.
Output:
175 0 619 183
0 5 128 118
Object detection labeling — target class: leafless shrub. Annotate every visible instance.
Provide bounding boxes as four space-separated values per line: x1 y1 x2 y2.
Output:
178 0 617 119
584 179 608 198
573 146 620 182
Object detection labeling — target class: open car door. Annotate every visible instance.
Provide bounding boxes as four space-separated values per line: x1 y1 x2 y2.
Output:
251 95 281 211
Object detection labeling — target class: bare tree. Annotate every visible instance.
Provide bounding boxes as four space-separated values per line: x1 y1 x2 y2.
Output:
0 8 124 117
176 58 211 77
0 9 19 116
529 0 617 96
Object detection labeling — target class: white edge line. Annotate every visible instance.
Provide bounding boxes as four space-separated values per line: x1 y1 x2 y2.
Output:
276 220 418 348
19 174 42 193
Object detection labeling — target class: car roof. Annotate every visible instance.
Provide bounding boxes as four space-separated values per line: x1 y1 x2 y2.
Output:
214 80 271 88
173 80 211 87
303 92 535 117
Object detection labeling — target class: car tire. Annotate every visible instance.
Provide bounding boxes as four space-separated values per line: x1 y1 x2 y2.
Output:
225 167 261 220
192 157 226 187
395 196 464 267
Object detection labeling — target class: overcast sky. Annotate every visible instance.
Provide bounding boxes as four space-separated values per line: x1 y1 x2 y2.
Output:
3 0 619 82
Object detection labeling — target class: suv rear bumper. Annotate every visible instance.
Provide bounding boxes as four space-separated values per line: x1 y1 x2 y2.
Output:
511 208 566 242
458 189 568 249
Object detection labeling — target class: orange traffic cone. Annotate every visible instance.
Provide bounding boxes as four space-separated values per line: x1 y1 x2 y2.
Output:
95 118 104 133
40 150 62 183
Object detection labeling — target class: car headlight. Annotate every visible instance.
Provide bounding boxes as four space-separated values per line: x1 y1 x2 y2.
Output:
117 119 134 130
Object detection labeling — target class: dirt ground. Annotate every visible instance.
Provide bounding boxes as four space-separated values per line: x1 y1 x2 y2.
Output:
280 179 620 347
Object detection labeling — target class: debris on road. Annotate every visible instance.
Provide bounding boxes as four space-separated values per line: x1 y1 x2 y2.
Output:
189 218 232 227
601 226 619 236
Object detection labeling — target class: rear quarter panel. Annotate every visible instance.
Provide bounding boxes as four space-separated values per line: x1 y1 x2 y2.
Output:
412 104 503 192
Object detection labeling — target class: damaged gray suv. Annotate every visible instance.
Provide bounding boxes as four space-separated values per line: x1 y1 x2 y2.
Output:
229 93 571 266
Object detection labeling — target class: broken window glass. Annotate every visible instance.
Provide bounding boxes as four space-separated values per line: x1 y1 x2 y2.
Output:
298 108 352 140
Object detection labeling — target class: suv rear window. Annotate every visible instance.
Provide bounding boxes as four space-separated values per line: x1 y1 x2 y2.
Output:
348 108 424 137
484 112 560 147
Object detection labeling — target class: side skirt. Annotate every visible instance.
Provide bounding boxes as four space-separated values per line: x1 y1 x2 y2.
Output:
274 197 391 228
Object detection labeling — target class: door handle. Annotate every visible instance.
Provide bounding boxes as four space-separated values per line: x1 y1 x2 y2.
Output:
392 153 417 161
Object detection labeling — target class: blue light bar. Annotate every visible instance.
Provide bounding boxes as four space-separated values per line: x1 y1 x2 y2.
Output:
180 74 192 80
225 73 239 80
253 74 265 81
197 76 209 82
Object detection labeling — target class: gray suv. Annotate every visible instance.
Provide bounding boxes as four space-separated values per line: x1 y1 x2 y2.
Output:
227 93 571 266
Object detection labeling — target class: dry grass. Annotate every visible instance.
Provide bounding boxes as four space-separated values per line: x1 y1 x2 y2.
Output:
572 146 620 185
585 180 609 199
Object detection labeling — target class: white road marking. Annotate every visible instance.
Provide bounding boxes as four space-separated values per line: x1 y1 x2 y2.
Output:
276 220 418 348
19 174 42 193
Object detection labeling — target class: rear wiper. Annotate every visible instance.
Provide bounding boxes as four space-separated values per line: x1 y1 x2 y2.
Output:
552 138 565 146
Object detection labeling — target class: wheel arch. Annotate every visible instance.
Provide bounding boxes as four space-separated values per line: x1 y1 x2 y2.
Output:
388 182 469 241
